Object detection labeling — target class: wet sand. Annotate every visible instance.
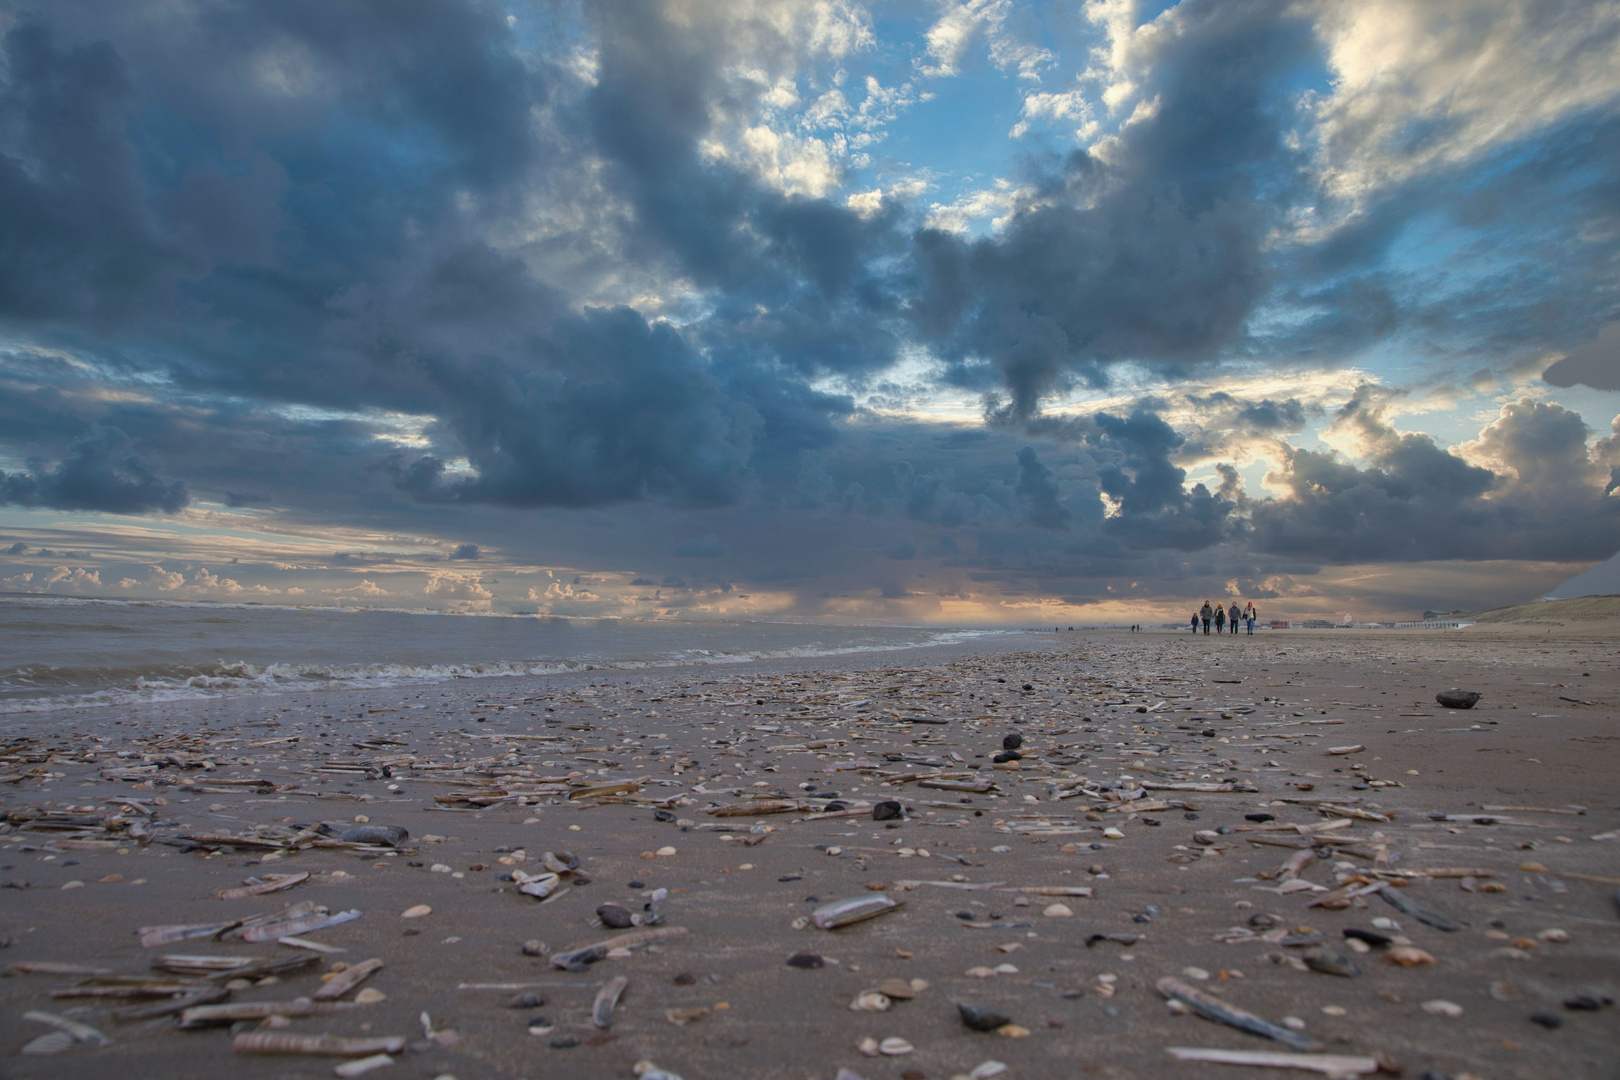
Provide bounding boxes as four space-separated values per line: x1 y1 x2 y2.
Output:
1 628 1616 1080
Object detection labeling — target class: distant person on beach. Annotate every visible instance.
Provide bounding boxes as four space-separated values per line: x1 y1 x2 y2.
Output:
1243 601 1256 635
1213 603 1226 633
1200 601 1212 634
1190 612 1199 634
1228 601 1241 634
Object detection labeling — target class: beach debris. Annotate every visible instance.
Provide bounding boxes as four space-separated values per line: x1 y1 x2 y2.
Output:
634 1061 687 1080
1381 946 1435 967
550 926 688 970
231 1033 406 1056
339 825 407 846
242 907 363 941
597 903 636 928
23 1010 110 1048
959 1003 1012 1031
810 894 903 930
1164 1048 1389 1075
592 975 629 1027
786 951 826 968
1380 889 1459 931
313 957 384 1000
333 1054 396 1078
217 871 311 901
872 800 905 821
1435 690 1481 709
878 1037 914 1055
1155 977 1323 1052
1302 950 1360 977
1420 999 1463 1017
19 1031 75 1055
400 905 432 919
178 998 356 1027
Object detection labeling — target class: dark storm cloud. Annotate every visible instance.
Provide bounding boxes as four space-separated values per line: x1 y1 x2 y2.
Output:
1544 324 1620 392
0 426 187 513
1251 394 1620 563
913 0 1314 416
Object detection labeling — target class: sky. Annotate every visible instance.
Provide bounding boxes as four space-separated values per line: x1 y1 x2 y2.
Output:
1 0 1618 626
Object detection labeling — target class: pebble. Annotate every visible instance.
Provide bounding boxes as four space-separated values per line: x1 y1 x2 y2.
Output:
656 846 676 857
958 1004 1011 1031
1382 946 1434 966
401 905 432 919
1181 966 1210 981
1042 903 1073 917
1102 828 1125 839
1421 1000 1464 1017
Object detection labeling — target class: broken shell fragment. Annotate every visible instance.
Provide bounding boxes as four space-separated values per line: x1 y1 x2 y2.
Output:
592 974 628 1028
339 826 407 847
877 978 917 1000
1382 946 1436 967
849 991 891 1012
810 894 903 930
231 1033 406 1056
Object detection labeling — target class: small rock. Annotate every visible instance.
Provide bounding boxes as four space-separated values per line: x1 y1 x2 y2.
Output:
596 903 635 929
873 801 904 821
1562 995 1603 1011
1529 1012 1563 1029
1042 903 1073 918
786 951 826 969
521 939 547 957
965 966 996 978
997 1024 1030 1038
958 1004 1011 1031
1435 690 1481 709
1002 733 1022 750
1181 966 1210 981
509 993 546 1009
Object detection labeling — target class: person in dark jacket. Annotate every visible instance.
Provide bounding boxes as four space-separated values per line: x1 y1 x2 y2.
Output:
1228 601 1241 634
1200 601 1213 634
1213 603 1226 634
1190 612 1199 634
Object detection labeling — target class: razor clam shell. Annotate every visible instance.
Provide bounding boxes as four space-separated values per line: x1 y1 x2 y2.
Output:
810 894 903 930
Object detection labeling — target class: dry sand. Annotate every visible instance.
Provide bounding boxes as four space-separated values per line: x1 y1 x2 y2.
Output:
0 628 1616 1080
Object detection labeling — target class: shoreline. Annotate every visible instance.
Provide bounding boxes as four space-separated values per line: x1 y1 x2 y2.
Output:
0 630 1615 1080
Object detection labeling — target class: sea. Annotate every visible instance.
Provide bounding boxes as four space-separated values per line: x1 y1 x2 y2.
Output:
0 595 1009 714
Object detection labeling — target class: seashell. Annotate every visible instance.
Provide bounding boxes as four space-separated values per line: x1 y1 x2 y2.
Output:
542 850 580 873
312 958 383 1000
339 826 407 847
970 1062 1009 1079
810 894 903 930
849 991 891 1012
857 1036 880 1056
1381 946 1435 966
592 975 628 1028
1042 903 1073 917
1421 999 1464 1017
400 905 431 919
634 1061 687 1080
877 978 916 1000
333 1054 395 1078
231 1032 406 1056
878 1037 913 1055
21 1031 74 1055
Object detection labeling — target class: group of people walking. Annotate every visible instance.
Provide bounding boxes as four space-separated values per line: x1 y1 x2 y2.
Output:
1193 600 1256 635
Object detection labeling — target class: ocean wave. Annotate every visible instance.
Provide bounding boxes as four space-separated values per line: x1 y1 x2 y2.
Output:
0 629 1010 714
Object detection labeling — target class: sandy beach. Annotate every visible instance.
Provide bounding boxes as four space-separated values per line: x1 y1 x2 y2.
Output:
1 627 1616 1080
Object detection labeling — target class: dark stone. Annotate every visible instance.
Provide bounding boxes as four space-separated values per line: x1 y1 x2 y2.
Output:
823 801 848 812
1436 689 1482 709
1002 733 1023 750
991 751 1020 764
596 903 635 929
1562 995 1603 1011
785 951 826 969
955 911 976 920
1021 684 1033 691
958 1003 1012 1031
1529 1012 1563 1029
673 972 696 985
653 810 675 822
549 1035 579 1048
627 881 644 889
873 800 905 821
1343 927 1392 948
509 993 545 1008
1245 813 1276 823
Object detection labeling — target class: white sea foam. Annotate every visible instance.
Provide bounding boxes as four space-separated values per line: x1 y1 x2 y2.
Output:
1 595 1009 713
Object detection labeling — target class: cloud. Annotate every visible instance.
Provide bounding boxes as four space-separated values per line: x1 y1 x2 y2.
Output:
0 427 187 513
448 543 481 560
1543 323 1620 391
423 571 493 607
675 537 727 558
